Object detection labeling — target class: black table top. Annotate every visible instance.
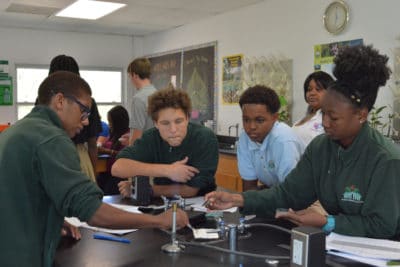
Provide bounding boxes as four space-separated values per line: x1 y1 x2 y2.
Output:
54 195 372 267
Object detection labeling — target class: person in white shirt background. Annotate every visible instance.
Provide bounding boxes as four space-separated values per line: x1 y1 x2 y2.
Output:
292 71 334 146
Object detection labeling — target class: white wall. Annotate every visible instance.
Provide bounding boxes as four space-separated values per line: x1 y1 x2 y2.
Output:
139 0 400 135
0 26 134 123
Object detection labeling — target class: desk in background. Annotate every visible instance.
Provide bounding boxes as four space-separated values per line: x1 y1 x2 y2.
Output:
54 195 370 267
96 154 110 173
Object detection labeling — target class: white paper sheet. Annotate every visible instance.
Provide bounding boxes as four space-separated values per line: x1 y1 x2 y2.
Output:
192 228 219 239
326 232 400 261
327 250 390 267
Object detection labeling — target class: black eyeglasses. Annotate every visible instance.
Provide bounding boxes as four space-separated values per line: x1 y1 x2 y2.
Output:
64 94 91 121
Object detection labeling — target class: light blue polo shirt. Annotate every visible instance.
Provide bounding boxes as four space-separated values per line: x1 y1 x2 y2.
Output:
237 121 305 187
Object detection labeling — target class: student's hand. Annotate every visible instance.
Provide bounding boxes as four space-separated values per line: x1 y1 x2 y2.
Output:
168 157 199 183
157 208 189 229
204 191 244 210
118 180 132 198
275 208 327 228
119 133 130 146
61 220 81 240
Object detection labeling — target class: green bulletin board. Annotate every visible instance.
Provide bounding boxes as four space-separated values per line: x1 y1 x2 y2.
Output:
0 77 13 105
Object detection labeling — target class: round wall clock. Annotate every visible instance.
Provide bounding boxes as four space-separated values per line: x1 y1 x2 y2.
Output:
323 1 349 35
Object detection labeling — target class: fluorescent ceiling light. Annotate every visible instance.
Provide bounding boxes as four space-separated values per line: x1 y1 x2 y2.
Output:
56 0 126 20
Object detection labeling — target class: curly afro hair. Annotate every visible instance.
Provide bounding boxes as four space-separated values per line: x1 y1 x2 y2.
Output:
331 45 391 111
148 88 192 121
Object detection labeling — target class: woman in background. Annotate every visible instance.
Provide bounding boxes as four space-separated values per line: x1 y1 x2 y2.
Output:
97 105 130 194
292 71 334 146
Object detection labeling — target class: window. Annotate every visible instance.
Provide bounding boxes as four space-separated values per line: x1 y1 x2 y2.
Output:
16 66 123 121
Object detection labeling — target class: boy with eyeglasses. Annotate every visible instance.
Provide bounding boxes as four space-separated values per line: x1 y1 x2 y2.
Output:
0 71 189 267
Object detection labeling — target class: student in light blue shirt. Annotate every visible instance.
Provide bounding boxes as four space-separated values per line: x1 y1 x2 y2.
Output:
237 85 305 191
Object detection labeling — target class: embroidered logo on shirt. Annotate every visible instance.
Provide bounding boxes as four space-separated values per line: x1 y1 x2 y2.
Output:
268 160 275 169
313 122 323 131
341 185 363 203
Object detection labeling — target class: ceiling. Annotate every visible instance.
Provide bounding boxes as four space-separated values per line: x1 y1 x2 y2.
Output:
0 0 265 36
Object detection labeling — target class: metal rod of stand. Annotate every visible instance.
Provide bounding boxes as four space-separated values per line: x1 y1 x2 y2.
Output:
171 202 177 243
161 202 182 253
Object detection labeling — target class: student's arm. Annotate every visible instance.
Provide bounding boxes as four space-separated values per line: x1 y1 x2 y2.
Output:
88 203 189 229
237 133 259 191
112 157 199 183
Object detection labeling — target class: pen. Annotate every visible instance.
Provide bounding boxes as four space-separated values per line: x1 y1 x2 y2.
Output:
202 199 210 207
93 233 131 244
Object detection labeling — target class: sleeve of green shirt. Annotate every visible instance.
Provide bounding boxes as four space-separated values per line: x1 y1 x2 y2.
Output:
241 145 317 217
37 136 103 222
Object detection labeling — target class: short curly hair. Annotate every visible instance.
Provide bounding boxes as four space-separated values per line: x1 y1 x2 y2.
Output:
148 88 192 121
239 85 280 114
330 45 391 111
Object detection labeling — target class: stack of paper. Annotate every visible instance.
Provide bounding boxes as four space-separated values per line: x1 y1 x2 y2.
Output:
326 233 400 266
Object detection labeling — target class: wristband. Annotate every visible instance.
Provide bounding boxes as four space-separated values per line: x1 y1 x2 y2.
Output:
322 215 335 233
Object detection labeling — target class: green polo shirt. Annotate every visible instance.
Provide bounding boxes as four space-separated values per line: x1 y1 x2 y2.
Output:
118 122 218 195
242 123 400 238
0 106 103 267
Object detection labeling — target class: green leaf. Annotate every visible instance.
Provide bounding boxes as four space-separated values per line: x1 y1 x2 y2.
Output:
279 95 287 106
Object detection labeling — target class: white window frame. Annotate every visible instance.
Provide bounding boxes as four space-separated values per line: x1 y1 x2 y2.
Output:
15 64 124 121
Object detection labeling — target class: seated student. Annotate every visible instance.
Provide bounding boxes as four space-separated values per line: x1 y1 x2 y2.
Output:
97 105 130 194
113 88 218 198
237 85 305 191
205 44 400 239
0 71 188 267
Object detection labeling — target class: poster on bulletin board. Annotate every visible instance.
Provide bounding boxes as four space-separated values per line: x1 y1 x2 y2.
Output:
222 54 243 105
314 38 363 75
0 77 13 105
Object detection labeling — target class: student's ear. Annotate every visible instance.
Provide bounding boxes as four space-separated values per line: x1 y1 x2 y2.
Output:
52 93 65 111
272 112 279 121
153 121 159 130
359 108 369 123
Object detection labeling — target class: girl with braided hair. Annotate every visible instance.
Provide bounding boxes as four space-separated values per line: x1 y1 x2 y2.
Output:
205 44 400 239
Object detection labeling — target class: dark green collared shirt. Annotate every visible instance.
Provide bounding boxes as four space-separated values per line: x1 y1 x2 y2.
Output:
242 123 400 239
0 106 103 267
118 122 218 195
